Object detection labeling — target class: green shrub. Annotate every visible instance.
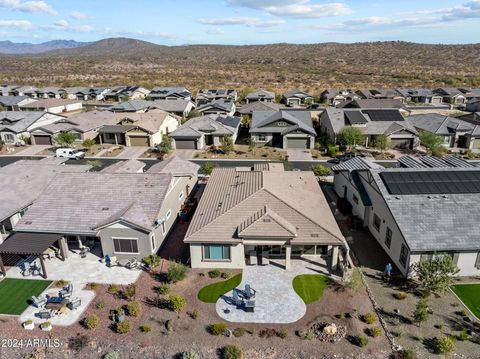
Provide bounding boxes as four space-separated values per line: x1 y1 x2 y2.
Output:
140 325 151 333
301 330 315 340
393 291 408 300
143 254 161 268
55 279 69 288
199 162 217 176
434 336 456 355
157 284 170 295
337 312 346 320
327 144 340 157
126 301 142 317
115 320 132 334
209 322 227 336
392 349 417 359
89 282 100 290
362 312 377 324
107 284 118 295
83 314 99 330
167 261 189 283
123 284 136 301
182 352 200 359
82 139 96 148
277 328 288 339
311 164 331 177
457 330 470 341
208 269 221 278
189 308 199 320
354 335 369 347
221 272 232 279
232 327 245 337
169 294 187 312
223 345 243 359
103 352 119 359
95 300 106 309
366 326 382 337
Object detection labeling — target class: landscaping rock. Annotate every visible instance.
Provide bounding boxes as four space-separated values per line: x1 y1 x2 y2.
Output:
310 322 346 343
323 323 337 336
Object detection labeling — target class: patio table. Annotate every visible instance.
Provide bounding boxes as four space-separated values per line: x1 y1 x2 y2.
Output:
245 300 255 313
45 297 68 311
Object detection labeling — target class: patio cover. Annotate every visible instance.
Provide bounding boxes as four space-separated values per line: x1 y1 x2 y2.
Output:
98 125 134 134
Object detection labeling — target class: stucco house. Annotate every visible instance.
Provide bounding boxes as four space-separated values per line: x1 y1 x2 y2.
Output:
104 86 151 101
396 89 443 104
245 90 275 103
356 89 405 102
196 99 236 116
332 156 480 277
320 89 359 106
170 114 241 149
19 98 83 114
466 99 480 113
108 100 153 113
282 90 314 106
149 87 192 101
185 164 348 271
35 87 64 99
250 110 316 149
0 96 37 111
236 101 279 117
433 88 468 104
151 99 196 118
196 89 237 106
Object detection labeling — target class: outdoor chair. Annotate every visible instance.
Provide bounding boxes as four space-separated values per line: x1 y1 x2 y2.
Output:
31 295 46 308
59 284 73 298
244 284 256 299
21 262 31 277
126 258 139 270
107 255 118 267
67 298 81 310
79 246 90 258
232 290 243 308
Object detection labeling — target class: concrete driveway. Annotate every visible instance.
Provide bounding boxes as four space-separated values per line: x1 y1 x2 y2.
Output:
172 149 201 160
115 146 149 159
287 149 313 161
15 145 52 156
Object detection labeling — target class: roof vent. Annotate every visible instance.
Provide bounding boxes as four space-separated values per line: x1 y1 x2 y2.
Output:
427 195 432 199
310 233 319 238
443 195 448 199
102 207 109 211
263 219 271 223
25 221 32 225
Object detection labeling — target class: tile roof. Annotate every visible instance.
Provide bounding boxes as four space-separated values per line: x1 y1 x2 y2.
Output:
197 99 235 113
101 159 146 173
337 99 406 109
237 101 279 114
19 98 81 109
246 90 275 100
331 157 383 172
0 95 30 106
406 113 477 136
108 100 153 112
250 110 315 135
36 110 123 134
147 156 200 177
0 111 54 134
170 114 240 138
151 99 194 113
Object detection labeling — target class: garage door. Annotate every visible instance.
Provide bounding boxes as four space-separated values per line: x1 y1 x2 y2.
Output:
33 135 52 145
287 137 309 149
174 139 197 149
129 136 150 146
391 138 413 149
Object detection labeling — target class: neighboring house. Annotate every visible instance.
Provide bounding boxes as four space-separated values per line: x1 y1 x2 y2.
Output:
185 164 348 271
250 110 316 149
320 108 418 149
195 89 238 106
407 113 480 150
0 111 65 145
73 87 110 101
19 99 83 114
466 99 480 113
236 101 279 117
0 85 19 97
0 159 90 242
320 89 359 106
463 88 480 102
170 114 241 149
11 86 37 97
433 88 468 104
151 99 196 118
356 89 405 102
149 87 192 101
337 99 408 112
30 110 122 145
245 90 275 103
282 90 314 106
99 110 180 147
35 87 64 99
332 156 480 276
0 96 37 111
101 159 146 173
12 165 198 265
196 99 236 116
108 100 153 113
396 89 443 104
104 86 151 101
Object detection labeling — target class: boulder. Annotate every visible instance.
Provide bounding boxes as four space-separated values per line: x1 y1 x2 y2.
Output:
323 323 337 336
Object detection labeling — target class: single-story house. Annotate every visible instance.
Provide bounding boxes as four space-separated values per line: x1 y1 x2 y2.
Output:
101 159 146 173
196 99 236 116
63 87 110 101
0 96 37 111
407 113 480 150
0 159 91 243
19 99 83 114
170 114 241 149
320 108 418 149
108 100 153 113
98 110 180 147
0 111 65 145
282 90 314 106
463 88 480 102
245 90 275 103
356 89 405 102
195 89 238 106
149 87 192 101
35 87 64 99
236 101 279 117
151 99 196 118
337 99 408 112
320 89 360 106
396 89 443 104
466 99 480 113
250 110 316 149
185 164 348 271
433 88 468 104
104 86 151 102
332 156 480 276
10 86 37 97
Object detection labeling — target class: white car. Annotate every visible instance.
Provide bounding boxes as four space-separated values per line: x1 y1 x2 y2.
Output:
55 148 85 160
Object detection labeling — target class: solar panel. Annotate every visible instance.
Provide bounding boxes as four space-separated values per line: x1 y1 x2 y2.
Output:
362 110 404 122
345 111 368 125
380 170 480 195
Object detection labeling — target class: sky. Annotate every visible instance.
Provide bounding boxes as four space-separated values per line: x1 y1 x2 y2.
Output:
0 0 479 45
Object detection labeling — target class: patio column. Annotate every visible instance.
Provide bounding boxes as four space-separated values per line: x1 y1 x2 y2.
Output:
331 246 339 271
59 237 69 259
99 135 103 145
115 134 118 145
39 256 47 279
285 245 291 270
0 254 5 277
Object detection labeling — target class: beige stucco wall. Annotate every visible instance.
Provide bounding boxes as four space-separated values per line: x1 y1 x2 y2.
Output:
189 243 245 269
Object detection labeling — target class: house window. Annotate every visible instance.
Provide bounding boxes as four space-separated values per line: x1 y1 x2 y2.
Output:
151 235 156 251
258 134 266 141
385 227 392 248
179 191 184 201
113 238 139 254
399 244 408 267
475 252 480 269
161 222 166 235
166 209 171 220
352 194 359 204
203 245 231 261
373 214 381 231
3 133 14 143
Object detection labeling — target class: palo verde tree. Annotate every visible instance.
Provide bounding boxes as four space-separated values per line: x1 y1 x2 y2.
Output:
412 254 459 296
219 135 234 154
54 132 77 147
419 131 447 157
374 135 392 153
337 127 365 150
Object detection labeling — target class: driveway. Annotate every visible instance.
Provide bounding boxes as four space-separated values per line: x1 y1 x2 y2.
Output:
287 149 313 161
115 146 149 159
15 145 52 156
172 149 201 160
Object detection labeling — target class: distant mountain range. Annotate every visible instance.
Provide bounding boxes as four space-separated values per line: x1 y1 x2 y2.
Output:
0 40 90 54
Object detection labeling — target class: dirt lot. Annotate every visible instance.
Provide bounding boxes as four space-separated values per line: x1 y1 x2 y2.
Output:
195 145 287 161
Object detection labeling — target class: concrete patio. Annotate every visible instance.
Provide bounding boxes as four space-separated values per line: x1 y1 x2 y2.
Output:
216 256 337 324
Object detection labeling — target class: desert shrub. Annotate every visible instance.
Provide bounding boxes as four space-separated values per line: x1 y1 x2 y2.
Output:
337 312 346 320
189 308 199 319
311 164 331 177
221 272 232 279
140 325 151 333
68 334 89 352
393 291 408 300
209 322 227 336
362 312 377 324
95 300 106 309
167 261 189 283
123 284 136 301
392 349 417 359
208 269 221 278
301 330 315 340
89 282 100 290
143 254 161 268
115 320 132 334
83 314 99 330
223 345 243 359
82 139 96 148
366 326 382 337
413 298 429 325
457 330 470 341
457 310 468 317
434 336 456 355
232 327 245 337
182 352 200 359
126 301 142 317
157 284 170 295
169 294 187 312
328 144 340 157
259 328 277 338
55 279 69 288
107 284 118 295
103 352 119 359
354 335 369 347
277 328 288 339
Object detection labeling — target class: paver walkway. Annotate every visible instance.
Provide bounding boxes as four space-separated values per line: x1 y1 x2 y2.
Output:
287 149 313 161
216 257 331 323
115 146 149 159
15 145 51 156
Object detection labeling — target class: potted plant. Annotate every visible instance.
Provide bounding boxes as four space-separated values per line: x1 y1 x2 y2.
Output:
40 321 52 331
115 308 125 322
23 319 34 330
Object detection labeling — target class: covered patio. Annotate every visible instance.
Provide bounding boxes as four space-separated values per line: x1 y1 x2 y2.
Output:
98 125 131 145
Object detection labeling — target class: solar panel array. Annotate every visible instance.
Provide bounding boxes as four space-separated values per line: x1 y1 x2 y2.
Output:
345 111 368 125
380 170 480 195
362 110 404 122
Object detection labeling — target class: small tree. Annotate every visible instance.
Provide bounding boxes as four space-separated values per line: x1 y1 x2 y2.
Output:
374 135 391 153
220 135 234 154
82 138 96 148
311 164 330 177
123 284 136 301
413 298 429 326
167 261 189 283
412 255 459 295
187 110 201 119
337 127 365 150
158 136 173 155
419 131 446 157
199 162 216 176
54 132 77 147
241 115 251 128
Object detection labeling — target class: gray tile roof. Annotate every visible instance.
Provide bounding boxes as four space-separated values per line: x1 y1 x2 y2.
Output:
0 111 49 133
406 113 477 136
149 87 191 99
237 101 279 114
250 110 315 135
101 159 146 173
151 99 194 113
283 90 312 99
337 99 406 110
331 157 383 172
15 172 173 235
246 90 275 101
0 96 30 106
197 99 234 113
170 114 240 138
147 156 200 177
37 111 123 134
109 100 153 112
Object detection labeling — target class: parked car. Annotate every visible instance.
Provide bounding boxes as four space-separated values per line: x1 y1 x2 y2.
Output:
56 148 85 160
328 152 364 164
